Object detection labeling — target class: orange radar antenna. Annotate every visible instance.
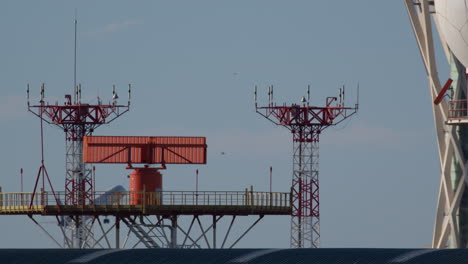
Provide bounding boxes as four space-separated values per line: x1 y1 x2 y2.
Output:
83 135 207 205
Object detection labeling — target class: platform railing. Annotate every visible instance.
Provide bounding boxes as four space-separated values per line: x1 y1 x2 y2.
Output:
0 190 291 211
0 192 39 208
448 100 468 119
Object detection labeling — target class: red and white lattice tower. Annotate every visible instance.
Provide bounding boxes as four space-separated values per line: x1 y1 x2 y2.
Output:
255 85 358 248
27 83 130 248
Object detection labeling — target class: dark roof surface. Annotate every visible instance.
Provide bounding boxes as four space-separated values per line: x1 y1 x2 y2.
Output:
1 248 468 264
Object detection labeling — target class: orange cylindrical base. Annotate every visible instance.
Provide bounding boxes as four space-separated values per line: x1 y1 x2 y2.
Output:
129 168 162 205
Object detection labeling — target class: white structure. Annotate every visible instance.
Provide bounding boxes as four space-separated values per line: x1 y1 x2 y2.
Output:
404 0 468 248
435 0 468 69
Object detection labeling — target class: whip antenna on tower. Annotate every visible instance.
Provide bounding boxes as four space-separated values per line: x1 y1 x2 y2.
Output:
356 82 360 110
343 85 345 105
339 87 343 106
254 86 258 108
74 10 78 104
128 84 131 106
27 84 30 106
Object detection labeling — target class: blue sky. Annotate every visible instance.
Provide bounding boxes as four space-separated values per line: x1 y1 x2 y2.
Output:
0 1 444 248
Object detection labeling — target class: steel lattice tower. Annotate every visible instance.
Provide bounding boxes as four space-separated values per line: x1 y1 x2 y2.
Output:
255 85 357 248
28 84 130 247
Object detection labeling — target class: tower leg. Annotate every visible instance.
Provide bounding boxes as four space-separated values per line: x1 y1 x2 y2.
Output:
291 128 319 248
311 140 320 247
64 128 94 248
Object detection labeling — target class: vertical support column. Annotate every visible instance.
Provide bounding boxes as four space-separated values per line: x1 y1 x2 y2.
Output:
213 215 217 249
170 215 177 248
115 216 120 249
70 216 81 248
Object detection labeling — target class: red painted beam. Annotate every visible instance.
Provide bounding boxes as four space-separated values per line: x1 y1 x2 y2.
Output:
434 78 453 105
83 136 207 165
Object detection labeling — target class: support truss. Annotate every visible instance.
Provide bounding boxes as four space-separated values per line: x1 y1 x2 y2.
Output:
30 214 265 249
121 215 265 249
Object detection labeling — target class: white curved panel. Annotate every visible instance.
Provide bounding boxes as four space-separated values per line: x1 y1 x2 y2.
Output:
435 0 468 67
435 0 447 18
446 0 467 30
461 23 468 46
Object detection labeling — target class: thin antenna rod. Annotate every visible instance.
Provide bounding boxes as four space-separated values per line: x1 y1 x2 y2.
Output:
40 84 45 164
74 10 77 104
27 84 30 106
254 85 257 108
339 87 342 105
128 84 132 106
343 85 345 105
268 86 271 106
271 84 273 105
354 81 359 111
20 168 23 193
357 82 360 109
269 166 272 193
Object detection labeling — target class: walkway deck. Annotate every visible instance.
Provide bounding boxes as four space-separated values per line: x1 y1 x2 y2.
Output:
0 191 291 216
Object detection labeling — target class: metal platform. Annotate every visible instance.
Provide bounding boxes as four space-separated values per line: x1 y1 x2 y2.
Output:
446 118 468 125
0 191 291 216
447 100 468 125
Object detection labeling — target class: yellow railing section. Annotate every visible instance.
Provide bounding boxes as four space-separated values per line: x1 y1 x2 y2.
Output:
0 192 42 211
0 190 291 213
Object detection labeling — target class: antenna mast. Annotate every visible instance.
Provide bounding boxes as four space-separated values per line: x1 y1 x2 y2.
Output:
26 17 131 248
74 11 78 104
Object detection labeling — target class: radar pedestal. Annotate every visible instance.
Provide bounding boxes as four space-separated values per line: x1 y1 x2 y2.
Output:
129 166 163 205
